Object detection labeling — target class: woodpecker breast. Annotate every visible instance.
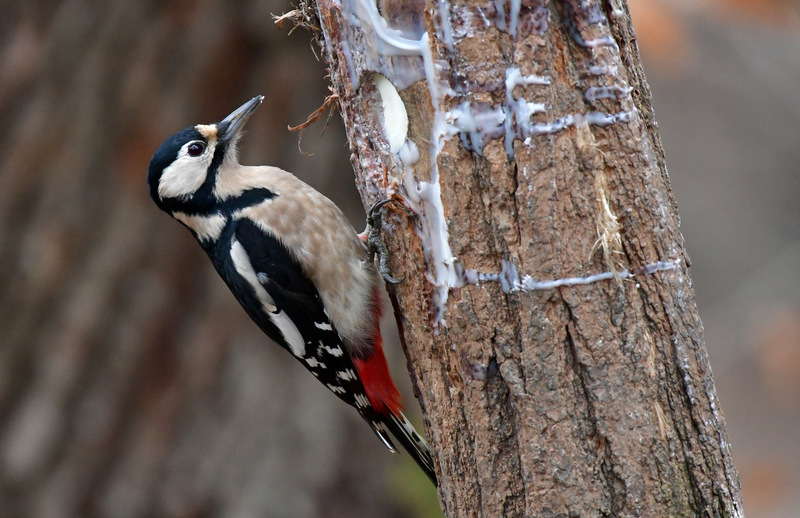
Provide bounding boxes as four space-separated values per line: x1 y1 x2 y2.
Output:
215 164 382 351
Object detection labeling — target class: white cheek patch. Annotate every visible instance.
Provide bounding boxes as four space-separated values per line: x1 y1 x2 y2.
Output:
230 239 306 357
158 141 215 199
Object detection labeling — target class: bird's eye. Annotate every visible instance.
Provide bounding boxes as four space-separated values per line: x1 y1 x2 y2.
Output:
187 142 206 157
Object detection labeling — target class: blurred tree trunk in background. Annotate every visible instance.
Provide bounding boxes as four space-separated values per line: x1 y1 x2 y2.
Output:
312 0 743 516
0 2 437 517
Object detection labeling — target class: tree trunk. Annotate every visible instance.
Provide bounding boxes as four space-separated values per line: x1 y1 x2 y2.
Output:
311 0 743 516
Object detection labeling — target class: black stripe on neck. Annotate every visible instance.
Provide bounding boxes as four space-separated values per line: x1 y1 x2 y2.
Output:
219 187 277 213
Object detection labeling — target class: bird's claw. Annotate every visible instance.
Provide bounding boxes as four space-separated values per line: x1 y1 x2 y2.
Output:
365 199 404 284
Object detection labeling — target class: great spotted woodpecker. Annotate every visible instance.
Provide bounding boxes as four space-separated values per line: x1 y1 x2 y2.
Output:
147 96 436 485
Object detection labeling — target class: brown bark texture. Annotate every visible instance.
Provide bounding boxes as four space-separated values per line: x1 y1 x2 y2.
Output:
312 0 743 516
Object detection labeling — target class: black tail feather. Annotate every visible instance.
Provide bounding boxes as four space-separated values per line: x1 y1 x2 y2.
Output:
373 412 438 486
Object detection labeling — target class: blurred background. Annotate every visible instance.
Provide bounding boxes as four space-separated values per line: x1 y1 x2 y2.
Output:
0 0 797 516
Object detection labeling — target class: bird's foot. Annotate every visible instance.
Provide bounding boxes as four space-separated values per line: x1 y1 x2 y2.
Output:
364 199 403 284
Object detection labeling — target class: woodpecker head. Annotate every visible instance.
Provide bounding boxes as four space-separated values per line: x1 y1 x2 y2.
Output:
147 95 264 214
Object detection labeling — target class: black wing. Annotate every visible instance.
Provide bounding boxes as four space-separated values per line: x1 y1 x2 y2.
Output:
213 218 368 407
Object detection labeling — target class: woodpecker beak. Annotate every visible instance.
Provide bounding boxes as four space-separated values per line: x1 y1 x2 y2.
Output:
218 95 264 144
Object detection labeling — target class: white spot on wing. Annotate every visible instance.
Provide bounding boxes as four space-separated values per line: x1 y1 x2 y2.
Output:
327 384 346 394
314 321 333 331
319 343 343 357
230 239 306 357
306 357 326 369
354 394 370 408
172 211 227 243
337 369 356 381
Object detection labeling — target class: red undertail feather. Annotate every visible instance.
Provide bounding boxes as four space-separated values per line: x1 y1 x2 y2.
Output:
352 331 403 415
351 289 403 415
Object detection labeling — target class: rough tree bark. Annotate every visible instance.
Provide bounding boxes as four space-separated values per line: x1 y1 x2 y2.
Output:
309 0 743 516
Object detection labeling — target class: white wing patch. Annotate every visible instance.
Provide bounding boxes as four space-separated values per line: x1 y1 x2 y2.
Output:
230 239 306 357
270 310 306 358
172 211 227 243
230 240 277 312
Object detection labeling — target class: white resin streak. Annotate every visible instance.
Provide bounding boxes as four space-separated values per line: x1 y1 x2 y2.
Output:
516 260 679 292
349 0 459 324
464 259 680 294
